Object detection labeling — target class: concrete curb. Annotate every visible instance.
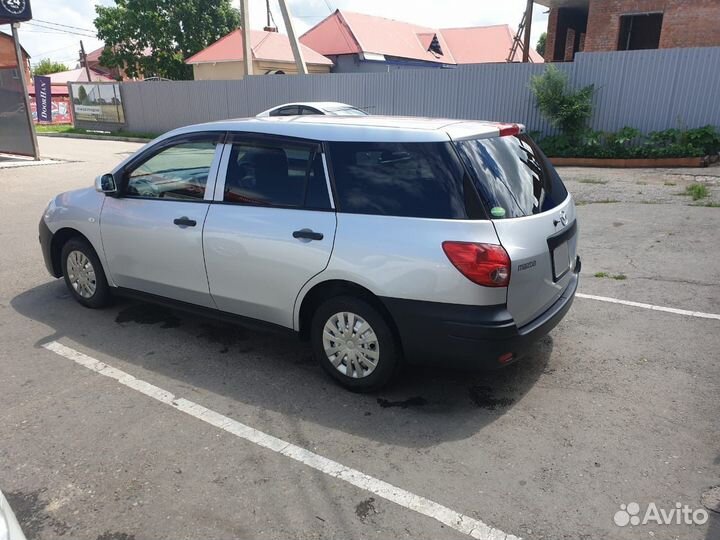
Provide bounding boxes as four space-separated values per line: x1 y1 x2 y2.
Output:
38 133 153 144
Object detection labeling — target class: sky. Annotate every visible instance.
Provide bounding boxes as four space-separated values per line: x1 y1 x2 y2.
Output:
1 0 549 69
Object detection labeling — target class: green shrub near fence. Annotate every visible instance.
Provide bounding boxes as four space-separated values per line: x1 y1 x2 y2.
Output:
535 125 720 159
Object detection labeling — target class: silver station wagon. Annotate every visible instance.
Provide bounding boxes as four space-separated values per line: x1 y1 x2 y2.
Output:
39 116 580 391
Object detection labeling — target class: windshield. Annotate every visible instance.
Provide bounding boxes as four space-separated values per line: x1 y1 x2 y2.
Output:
454 134 567 219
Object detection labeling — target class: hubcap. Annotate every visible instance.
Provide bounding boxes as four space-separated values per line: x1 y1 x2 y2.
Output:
322 312 380 378
66 250 96 299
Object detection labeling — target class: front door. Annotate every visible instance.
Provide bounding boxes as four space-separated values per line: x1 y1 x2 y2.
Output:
203 135 336 328
100 134 223 307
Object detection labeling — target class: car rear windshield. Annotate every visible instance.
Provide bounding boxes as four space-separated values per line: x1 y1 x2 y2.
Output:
327 141 468 219
454 134 568 219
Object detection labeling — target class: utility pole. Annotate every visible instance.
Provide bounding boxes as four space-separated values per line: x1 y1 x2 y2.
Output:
80 40 92 81
522 0 534 63
240 0 253 77
278 0 308 74
11 23 39 160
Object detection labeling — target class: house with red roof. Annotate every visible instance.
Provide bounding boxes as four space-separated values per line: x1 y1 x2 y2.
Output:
299 10 543 73
186 29 333 80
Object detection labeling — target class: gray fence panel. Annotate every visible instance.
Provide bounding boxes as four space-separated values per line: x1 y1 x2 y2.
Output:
119 47 720 137
119 83 147 133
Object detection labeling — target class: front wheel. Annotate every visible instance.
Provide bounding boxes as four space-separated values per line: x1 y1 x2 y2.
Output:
61 237 112 309
311 296 399 392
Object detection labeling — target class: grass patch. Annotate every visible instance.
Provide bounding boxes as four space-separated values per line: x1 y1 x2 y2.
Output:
664 181 676 186
694 201 720 207
36 125 158 140
685 183 709 200
594 271 609 278
594 199 620 204
636 181 647 185
612 273 627 280
578 178 608 184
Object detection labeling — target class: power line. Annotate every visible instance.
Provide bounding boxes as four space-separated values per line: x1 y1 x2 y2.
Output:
25 21 96 38
33 18 95 33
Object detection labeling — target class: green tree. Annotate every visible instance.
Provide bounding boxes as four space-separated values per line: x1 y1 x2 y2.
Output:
530 64 594 141
94 0 241 80
33 58 69 76
77 85 88 104
536 32 547 57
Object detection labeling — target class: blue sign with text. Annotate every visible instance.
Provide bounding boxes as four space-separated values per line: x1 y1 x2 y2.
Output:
34 75 51 122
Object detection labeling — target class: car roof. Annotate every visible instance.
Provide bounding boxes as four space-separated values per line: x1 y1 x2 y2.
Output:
160 115 517 143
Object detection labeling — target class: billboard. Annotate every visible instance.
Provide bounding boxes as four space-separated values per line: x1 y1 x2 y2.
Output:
31 96 72 124
0 0 32 23
69 82 125 126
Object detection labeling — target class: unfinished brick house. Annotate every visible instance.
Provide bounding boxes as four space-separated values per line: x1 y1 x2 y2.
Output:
538 0 720 62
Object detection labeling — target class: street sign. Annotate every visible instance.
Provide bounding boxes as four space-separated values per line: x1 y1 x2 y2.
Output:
34 75 51 122
0 0 32 24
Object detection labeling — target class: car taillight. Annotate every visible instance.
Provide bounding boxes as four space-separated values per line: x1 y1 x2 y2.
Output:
498 123 520 137
442 241 511 287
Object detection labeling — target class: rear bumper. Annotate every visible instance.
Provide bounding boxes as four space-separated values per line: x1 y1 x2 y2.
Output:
381 257 580 368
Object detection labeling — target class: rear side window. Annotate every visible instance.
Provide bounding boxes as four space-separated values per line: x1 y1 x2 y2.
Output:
223 141 330 209
327 142 467 219
454 134 568 219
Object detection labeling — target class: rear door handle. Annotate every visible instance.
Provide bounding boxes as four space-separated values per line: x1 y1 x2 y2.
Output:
293 229 323 241
173 216 197 227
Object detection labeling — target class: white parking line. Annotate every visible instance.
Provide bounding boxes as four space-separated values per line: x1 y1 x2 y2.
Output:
42 340 520 540
576 293 720 320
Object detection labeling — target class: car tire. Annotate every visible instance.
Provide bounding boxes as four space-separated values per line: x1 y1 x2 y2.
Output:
311 296 399 392
61 237 112 309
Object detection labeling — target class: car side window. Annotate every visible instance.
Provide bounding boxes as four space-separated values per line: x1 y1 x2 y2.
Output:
223 140 330 209
327 141 467 219
300 107 322 115
270 106 299 117
126 141 217 201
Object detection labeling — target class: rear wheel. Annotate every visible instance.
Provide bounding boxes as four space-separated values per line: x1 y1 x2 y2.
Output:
311 296 399 392
61 238 111 308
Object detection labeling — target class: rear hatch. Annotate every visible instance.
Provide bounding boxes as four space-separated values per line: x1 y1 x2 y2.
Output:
453 130 578 327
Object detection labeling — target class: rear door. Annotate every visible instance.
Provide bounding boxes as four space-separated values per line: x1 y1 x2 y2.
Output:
455 133 578 327
203 134 336 329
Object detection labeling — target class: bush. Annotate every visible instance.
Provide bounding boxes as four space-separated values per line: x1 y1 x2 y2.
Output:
530 65 594 142
537 125 719 159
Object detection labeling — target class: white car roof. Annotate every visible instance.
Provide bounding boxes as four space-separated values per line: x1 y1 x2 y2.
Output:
159 115 519 144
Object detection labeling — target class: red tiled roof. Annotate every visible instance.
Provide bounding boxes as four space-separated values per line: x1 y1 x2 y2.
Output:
301 10 454 64
441 25 544 63
300 10 543 65
186 29 332 66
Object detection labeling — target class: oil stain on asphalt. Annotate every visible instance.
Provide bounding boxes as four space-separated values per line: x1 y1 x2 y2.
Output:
377 396 427 409
5 489 70 539
468 386 515 410
355 497 377 520
115 303 181 329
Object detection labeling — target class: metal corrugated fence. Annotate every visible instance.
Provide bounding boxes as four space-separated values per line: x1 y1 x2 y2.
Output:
120 47 720 136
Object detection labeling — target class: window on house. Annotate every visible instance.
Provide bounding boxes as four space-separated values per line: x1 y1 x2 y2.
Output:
618 13 663 51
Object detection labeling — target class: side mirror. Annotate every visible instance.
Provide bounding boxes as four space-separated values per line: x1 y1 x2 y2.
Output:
95 173 118 194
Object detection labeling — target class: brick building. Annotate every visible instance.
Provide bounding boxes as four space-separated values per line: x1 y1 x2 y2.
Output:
0 30 30 84
539 0 720 62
